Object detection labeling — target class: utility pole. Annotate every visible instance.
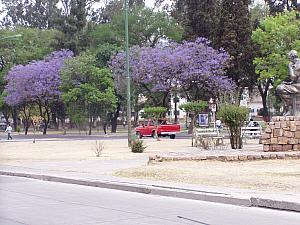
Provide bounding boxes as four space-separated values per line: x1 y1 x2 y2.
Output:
124 0 132 147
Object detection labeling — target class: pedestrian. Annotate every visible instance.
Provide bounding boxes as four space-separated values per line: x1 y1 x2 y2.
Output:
5 123 13 140
123 120 126 129
103 121 107 135
248 118 254 127
216 119 223 130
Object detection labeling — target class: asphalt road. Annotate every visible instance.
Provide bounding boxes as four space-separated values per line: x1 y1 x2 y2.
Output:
1 176 300 225
0 132 190 141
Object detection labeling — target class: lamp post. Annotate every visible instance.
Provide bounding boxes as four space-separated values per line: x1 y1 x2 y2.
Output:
124 0 132 147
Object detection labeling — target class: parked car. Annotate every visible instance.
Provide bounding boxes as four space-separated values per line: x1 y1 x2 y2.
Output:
135 120 181 139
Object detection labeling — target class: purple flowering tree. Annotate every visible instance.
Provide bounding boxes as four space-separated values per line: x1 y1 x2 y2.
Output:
5 50 73 134
110 38 235 109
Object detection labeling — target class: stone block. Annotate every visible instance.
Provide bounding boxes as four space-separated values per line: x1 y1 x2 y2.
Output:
275 122 281 129
287 139 298 144
282 144 293 151
225 156 235 161
296 126 300 130
263 145 270 152
281 121 287 128
191 156 207 161
293 144 300 151
206 156 217 160
271 116 280 122
247 155 255 160
276 153 285 159
295 121 300 126
290 121 297 131
295 131 300 138
261 154 271 159
270 153 277 159
269 122 275 125
253 155 262 160
278 137 288 144
286 116 294 121
283 131 294 138
261 139 271 145
272 144 283 151
265 127 272 133
274 129 284 137
261 133 271 139
270 138 278 144
218 156 227 161
238 155 247 161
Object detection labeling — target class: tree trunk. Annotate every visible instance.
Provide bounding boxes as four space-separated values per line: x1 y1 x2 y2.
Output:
24 120 29 135
12 106 18 131
188 114 194 134
111 103 121 133
174 93 178 123
89 115 92 135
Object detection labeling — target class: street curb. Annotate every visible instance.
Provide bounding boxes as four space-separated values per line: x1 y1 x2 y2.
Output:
1 171 299 212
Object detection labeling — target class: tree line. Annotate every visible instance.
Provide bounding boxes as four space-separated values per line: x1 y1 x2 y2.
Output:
0 0 299 134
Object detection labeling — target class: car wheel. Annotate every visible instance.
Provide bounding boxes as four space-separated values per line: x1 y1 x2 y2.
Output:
152 131 156 138
136 132 142 139
170 134 175 139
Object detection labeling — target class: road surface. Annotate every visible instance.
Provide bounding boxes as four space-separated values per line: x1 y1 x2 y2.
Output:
0 176 299 225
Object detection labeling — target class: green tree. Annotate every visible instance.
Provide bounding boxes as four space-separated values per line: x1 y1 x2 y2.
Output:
172 0 220 43
0 27 58 129
61 53 117 135
252 11 300 116
179 101 208 146
217 0 256 93
218 104 248 149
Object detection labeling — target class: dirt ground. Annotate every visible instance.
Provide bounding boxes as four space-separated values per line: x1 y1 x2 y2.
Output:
1 137 299 193
115 160 300 193
0 138 192 162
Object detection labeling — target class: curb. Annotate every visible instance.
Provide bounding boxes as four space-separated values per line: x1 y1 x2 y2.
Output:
1 171 299 212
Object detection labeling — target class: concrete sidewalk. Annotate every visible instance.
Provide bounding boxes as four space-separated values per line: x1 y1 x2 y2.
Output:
1 160 300 213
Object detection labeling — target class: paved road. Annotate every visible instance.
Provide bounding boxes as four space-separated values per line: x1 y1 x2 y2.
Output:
1 176 299 225
0 132 190 141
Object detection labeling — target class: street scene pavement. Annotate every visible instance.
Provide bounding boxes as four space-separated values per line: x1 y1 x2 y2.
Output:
1 175 300 225
1 131 300 219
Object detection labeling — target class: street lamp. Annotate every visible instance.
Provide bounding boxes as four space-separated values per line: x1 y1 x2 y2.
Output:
124 0 132 147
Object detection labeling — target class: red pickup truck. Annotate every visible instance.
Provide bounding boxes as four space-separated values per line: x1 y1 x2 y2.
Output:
135 120 181 139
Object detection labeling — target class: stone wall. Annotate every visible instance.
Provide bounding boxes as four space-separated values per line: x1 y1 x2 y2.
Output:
261 116 300 152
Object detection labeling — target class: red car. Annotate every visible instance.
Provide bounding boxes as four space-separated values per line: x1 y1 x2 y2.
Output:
135 120 181 139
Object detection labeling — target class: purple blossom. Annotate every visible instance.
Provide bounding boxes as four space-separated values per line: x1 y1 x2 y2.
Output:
5 50 73 106
110 37 235 100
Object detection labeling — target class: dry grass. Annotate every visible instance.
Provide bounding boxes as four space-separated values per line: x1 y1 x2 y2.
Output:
115 160 300 193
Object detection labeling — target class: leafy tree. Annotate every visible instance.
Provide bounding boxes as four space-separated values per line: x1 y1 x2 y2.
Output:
172 0 220 43
217 104 248 149
0 27 59 129
1 0 60 28
265 0 300 15
110 38 235 108
217 0 256 93
179 101 208 146
61 52 117 135
4 50 73 134
252 11 300 116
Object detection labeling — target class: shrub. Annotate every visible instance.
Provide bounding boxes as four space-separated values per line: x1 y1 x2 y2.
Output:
131 139 147 153
217 104 248 149
16 127 21 133
93 141 104 157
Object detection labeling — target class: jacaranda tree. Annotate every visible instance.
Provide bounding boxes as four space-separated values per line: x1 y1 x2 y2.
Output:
5 49 73 134
110 37 235 108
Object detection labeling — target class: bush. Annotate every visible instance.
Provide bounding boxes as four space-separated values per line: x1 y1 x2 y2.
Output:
218 104 248 149
93 141 104 157
131 139 147 153
16 127 21 133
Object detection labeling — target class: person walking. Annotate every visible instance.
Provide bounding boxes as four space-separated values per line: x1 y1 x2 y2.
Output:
5 123 13 140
